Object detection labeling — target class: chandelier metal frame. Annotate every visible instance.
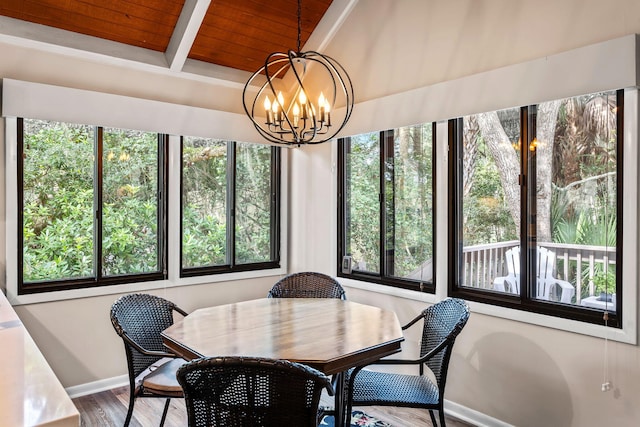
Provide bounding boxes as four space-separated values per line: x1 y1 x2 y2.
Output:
242 0 354 146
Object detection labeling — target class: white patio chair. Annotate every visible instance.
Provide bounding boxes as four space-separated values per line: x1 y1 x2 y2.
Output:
492 246 575 303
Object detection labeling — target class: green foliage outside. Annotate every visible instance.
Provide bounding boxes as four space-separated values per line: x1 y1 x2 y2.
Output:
23 121 276 282
346 125 433 279
386 126 433 277
461 92 618 297
463 138 516 246
591 269 616 296
22 120 160 282
235 142 273 263
346 132 380 273
550 94 618 297
181 138 274 268
181 138 228 267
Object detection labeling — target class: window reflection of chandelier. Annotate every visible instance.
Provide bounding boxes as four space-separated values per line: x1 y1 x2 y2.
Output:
242 0 354 146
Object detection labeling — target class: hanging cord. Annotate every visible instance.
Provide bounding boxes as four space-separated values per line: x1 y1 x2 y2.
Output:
601 304 610 390
601 308 611 391
600 91 613 393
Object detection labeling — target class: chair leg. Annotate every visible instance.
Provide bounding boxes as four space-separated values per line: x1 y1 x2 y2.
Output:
123 391 135 427
428 410 438 426
438 408 447 427
345 372 355 424
159 398 171 427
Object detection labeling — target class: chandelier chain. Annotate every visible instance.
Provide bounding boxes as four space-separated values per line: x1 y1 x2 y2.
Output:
297 0 302 53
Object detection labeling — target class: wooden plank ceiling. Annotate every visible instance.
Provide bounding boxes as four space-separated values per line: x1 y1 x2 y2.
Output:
0 0 333 73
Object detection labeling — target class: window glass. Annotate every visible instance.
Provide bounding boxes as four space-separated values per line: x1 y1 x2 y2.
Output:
340 124 434 290
235 142 273 264
459 108 520 291
385 125 433 281
535 92 618 308
22 119 95 282
102 128 160 276
452 90 621 325
181 137 228 268
20 119 166 291
180 138 280 274
345 132 381 273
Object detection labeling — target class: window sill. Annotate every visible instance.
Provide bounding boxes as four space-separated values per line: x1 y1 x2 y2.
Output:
338 278 636 345
5 267 288 306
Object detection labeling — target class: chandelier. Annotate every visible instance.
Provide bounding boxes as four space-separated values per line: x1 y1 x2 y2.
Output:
242 0 354 146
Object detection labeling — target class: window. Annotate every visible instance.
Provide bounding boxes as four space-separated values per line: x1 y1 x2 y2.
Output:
19 118 167 294
180 137 280 276
449 90 622 327
338 124 435 291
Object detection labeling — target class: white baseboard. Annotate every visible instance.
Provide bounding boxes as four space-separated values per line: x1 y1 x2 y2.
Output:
66 374 128 399
445 399 514 427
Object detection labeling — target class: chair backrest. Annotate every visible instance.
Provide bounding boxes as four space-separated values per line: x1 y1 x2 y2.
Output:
504 246 520 276
503 246 559 297
110 293 183 379
267 272 346 299
177 356 333 427
503 247 520 292
536 246 556 279
419 298 470 391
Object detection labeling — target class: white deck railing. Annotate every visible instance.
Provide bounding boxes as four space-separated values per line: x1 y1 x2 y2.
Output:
461 240 616 303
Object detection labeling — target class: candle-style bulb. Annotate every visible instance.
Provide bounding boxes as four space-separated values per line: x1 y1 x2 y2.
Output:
277 91 285 108
264 96 272 124
324 98 331 126
299 91 307 105
293 103 300 128
272 93 280 122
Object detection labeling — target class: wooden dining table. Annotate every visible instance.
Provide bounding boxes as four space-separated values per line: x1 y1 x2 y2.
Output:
161 297 404 427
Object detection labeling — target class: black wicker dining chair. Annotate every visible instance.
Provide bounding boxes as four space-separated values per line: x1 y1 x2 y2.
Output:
177 356 334 427
267 271 346 299
110 293 188 427
346 298 470 427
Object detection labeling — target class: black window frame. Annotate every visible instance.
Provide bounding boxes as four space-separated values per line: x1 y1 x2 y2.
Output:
337 124 436 292
17 118 169 294
179 138 281 277
448 90 623 328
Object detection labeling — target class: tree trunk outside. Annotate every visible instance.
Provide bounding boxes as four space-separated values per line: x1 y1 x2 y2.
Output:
476 112 521 235
463 116 480 198
534 100 561 243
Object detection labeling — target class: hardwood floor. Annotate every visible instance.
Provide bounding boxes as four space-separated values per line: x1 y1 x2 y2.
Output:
72 386 475 426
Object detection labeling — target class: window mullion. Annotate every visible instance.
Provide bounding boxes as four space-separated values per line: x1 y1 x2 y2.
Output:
615 89 624 309
338 138 350 271
270 146 281 262
227 141 236 267
520 106 531 301
95 127 103 281
384 130 397 277
379 131 388 277
17 118 25 293
158 134 169 276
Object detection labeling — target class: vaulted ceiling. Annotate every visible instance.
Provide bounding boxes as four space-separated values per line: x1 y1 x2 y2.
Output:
0 0 354 84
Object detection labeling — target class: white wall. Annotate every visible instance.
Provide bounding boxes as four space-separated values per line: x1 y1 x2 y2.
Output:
2 1 640 426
